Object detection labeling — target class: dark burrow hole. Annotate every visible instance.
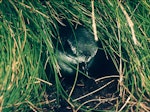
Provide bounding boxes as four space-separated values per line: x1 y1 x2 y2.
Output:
44 22 119 111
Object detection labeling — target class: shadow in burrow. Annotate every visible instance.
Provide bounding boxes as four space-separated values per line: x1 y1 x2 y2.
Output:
44 23 120 111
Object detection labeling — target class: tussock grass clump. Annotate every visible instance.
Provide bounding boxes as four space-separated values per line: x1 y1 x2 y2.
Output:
0 0 150 111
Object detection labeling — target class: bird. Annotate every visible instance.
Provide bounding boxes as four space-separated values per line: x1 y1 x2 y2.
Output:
56 26 98 76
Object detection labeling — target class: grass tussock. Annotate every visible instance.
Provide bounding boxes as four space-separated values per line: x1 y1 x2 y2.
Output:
0 0 150 111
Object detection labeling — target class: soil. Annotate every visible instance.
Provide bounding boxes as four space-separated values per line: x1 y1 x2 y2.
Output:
43 75 119 112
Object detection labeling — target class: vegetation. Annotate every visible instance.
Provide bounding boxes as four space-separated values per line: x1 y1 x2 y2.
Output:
0 0 150 111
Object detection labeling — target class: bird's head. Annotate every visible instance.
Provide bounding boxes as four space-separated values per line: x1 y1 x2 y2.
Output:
57 27 98 75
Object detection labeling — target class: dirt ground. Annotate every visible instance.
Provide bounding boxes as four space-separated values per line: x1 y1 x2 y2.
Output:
44 75 118 112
